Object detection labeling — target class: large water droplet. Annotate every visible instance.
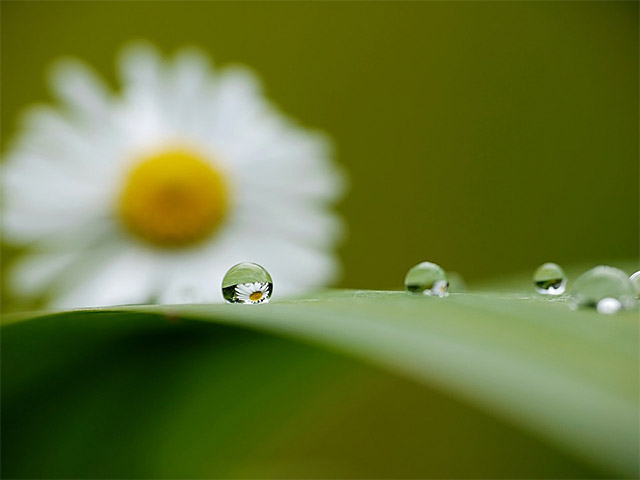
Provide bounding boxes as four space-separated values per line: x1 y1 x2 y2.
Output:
629 271 640 298
533 262 566 295
404 262 449 297
222 262 273 304
570 266 635 312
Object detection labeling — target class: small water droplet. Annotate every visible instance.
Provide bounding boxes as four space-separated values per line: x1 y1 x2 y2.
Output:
533 262 566 295
629 271 640 298
222 262 273 304
570 266 636 311
404 262 449 297
596 297 622 315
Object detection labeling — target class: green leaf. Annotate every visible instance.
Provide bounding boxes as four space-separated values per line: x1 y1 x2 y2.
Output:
2 289 638 478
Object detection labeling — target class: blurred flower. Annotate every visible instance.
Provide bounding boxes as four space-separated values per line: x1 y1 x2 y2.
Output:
2 42 344 308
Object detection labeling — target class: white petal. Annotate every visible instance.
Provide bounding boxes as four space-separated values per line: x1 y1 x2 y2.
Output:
9 251 78 298
202 224 339 295
15 106 118 177
251 240 340 293
49 59 112 121
200 67 266 146
2 155 113 245
236 291 250 301
4 151 112 207
117 42 170 146
160 282 213 304
224 128 346 206
153 249 228 304
234 202 345 249
50 246 155 309
163 48 216 135
119 42 165 95
2 206 114 247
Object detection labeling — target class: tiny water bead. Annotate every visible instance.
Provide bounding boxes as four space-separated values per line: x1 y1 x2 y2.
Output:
533 262 566 295
222 262 273 304
596 298 623 315
404 262 449 297
570 266 636 312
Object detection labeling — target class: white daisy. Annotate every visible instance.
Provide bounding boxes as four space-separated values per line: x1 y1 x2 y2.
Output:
234 282 271 304
2 42 345 308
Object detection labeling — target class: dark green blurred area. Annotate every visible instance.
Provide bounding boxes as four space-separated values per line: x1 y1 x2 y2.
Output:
1 1 638 291
2 311 602 478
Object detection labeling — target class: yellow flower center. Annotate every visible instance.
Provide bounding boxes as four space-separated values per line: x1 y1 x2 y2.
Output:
250 291 263 302
118 149 228 247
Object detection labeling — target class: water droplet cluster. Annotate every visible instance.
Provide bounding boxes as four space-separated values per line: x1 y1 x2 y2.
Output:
569 266 636 313
528 262 637 314
215 258 637 316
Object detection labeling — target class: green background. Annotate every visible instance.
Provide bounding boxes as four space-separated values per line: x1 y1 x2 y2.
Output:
1 3 639 478
2 0 638 293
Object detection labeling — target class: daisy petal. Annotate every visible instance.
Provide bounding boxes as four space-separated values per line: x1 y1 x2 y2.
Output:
118 42 169 145
50 246 155 309
164 47 216 134
119 42 165 93
250 239 340 294
49 59 112 121
237 284 253 294
205 67 265 144
9 251 78 298
235 202 345 249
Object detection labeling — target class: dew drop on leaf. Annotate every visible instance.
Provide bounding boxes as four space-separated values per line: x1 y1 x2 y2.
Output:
404 261 449 297
533 262 567 295
596 297 623 315
570 265 636 313
222 262 273 304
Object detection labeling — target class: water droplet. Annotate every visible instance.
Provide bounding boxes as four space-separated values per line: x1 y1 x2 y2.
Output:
629 271 640 298
596 297 622 315
533 262 566 295
222 262 273 304
404 262 449 297
570 266 636 311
